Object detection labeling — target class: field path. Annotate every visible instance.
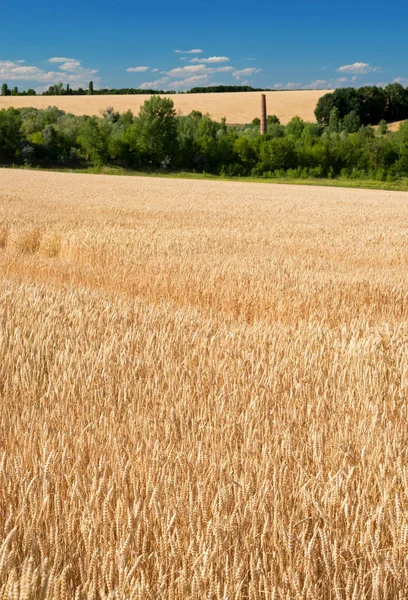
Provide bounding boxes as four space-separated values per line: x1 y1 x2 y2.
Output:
0 90 330 123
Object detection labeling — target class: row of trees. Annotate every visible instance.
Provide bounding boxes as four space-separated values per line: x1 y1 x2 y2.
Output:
187 86 268 93
0 97 408 181
315 84 408 126
2 83 266 97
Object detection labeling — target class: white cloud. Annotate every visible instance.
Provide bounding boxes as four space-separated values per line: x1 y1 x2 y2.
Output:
171 74 210 88
139 76 170 90
48 57 75 63
167 64 207 77
127 66 150 72
302 80 330 89
233 67 261 80
60 60 81 71
174 49 203 54
273 78 359 90
394 77 408 86
273 81 301 90
167 64 234 78
190 56 229 63
151 68 158 72
337 62 380 74
0 58 99 87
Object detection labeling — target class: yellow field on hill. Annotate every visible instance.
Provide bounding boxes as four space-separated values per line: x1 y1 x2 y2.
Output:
1 169 408 599
0 90 331 123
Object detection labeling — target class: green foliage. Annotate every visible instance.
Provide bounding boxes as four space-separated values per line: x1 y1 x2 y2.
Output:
286 116 306 139
267 123 285 138
328 108 341 133
397 145 408 175
315 85 408 126
258 138 297 172
343 111 361 133
134 96 178 166
78 118 108 165
0 108 22 161
378 119 388 135
1 101 408 184
187 85 265 93
267 115 280 125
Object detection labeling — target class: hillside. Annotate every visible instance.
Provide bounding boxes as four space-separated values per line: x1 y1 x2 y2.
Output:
0 90 331 124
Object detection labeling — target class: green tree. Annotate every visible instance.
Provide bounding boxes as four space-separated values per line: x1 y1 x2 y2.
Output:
0 108 22 162
78 118 108 164
378 119 388 135
88 81 94 95
135 96 178 165
384 83 408 121
267 115 280 125
301 123 323 142
315 93 335 126
1 83 8 96
234 136 259 172
397 144 408 175
258 138 297 172
328 107 341 133
357 86 386 125
286 116 306 139
343 111 361 133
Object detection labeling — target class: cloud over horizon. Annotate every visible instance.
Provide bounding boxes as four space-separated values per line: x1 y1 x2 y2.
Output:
174 49 203 54
0 57 99 87
337 62 380 74
127 66 150 72
233 67 261 80
190 56 230 64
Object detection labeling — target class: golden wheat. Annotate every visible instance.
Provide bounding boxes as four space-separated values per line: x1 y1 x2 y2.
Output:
1 169 408 599
0 90 330 124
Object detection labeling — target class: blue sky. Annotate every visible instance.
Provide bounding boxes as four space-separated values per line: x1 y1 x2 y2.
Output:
1 0 407 91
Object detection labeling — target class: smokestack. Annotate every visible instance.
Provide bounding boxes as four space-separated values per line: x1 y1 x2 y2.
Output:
260 94 267 135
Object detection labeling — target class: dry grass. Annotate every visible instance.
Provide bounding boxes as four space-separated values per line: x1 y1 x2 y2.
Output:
0 90 331 124
1 169 408 599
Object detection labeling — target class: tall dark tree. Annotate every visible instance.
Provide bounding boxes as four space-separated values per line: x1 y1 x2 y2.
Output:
385 83 408 121
315 93 335 126
88 81 94 95
134 96 178 165
0 108 22 162
357 86 386 125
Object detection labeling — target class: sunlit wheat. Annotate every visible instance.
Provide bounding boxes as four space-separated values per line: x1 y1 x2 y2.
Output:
0 169 408 599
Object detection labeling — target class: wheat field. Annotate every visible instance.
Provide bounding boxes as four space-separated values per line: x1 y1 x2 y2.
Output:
1 169 408 599
0 90 331 124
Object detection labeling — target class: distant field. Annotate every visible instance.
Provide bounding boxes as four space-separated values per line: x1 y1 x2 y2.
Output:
0 90 331 123
1 169 408 598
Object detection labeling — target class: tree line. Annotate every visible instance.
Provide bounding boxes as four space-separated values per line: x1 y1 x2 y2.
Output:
315 84 408 126
1 83 267 97
0 96 408 182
